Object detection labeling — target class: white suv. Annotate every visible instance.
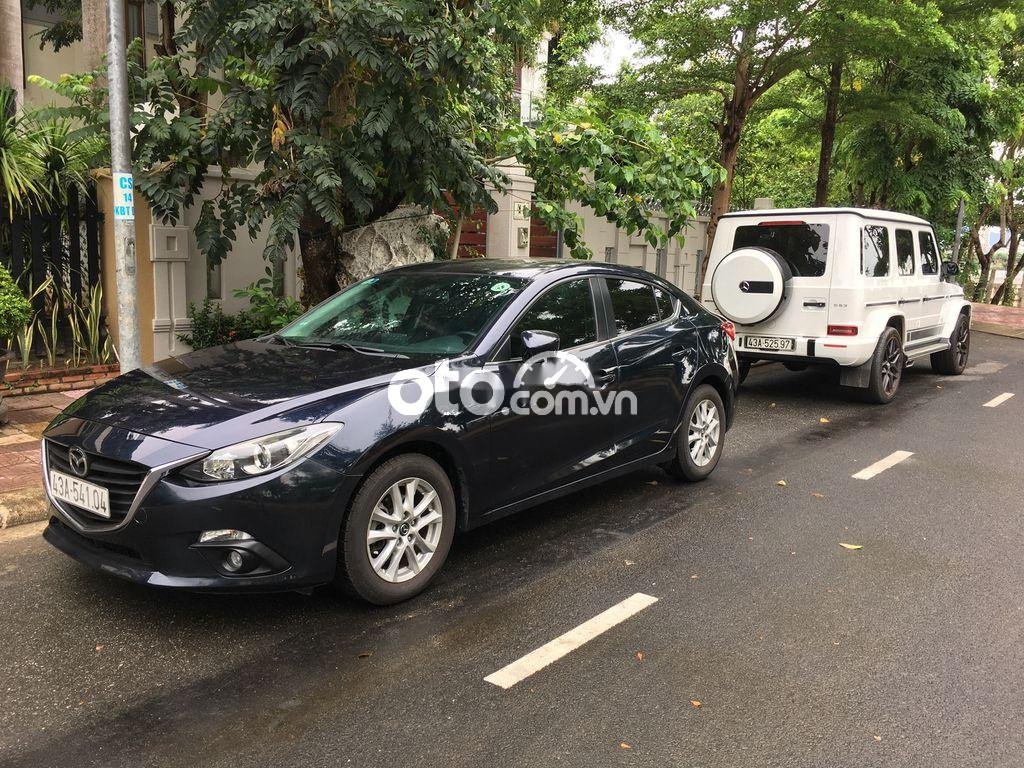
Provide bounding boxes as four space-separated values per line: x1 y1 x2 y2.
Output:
701 208 971 403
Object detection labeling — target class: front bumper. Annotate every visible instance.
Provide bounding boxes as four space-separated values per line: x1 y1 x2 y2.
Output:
42 417 359 592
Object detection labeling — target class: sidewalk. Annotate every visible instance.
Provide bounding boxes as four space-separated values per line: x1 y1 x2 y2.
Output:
972 302 1024 339
0 390 89 528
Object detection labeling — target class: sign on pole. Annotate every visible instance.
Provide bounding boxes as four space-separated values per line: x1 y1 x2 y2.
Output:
112 173 134 221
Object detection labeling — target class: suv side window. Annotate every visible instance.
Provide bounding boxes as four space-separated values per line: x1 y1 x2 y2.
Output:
509 278 597 357
606 279 661 333
862 225 890 277
918 230 939 275
895 229 915 275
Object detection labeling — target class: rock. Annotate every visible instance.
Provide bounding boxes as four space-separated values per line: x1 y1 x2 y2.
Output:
338 206 450 286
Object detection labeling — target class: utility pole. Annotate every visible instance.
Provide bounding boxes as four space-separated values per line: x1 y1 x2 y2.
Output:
106 0 141 371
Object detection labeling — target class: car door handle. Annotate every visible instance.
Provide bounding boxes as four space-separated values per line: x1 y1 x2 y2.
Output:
803 300 826 308
594 367 617 387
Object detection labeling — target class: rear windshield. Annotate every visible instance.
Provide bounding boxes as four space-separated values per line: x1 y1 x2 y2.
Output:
733 222 830 277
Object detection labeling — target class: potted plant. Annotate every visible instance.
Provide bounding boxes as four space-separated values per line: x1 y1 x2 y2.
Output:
0 263 32 423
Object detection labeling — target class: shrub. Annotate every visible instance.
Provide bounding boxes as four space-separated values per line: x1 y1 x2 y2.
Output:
180 278 303 350
0 264 31 347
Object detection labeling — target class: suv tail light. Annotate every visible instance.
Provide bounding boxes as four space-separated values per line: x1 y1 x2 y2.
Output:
827 324 858 336
721 321 736 341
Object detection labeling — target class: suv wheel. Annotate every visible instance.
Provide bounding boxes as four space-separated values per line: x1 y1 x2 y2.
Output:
930 313 970 375
334 454 456 605
664 384 726 481
865 327 904 404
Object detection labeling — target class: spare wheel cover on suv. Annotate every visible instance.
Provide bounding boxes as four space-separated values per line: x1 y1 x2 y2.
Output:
710 246 793 325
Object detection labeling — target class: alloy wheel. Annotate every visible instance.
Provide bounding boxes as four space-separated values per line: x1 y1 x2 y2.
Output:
880 336 903 396
688 399 721 467
956 322 970 368
366 477 444 583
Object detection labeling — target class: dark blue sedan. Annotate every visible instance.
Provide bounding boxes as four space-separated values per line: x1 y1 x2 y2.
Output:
41 259 739 604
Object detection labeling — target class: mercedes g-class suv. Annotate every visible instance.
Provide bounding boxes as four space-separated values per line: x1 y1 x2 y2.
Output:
701 208 970 403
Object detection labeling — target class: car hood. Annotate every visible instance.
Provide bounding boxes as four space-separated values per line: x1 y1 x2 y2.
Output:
59 340 435 448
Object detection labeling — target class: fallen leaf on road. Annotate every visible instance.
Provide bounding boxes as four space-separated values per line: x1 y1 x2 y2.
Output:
776 480 787 487
811 492 825 499
819 417 830 423
873 735 882 741
690 700 702 708
636 651 645 662
357 651 373 659
839 543 863 550
770 402 777 408
95 645 104 653
690 574 698 579
624 559 635 566
619 742 632 750
647 480 658 486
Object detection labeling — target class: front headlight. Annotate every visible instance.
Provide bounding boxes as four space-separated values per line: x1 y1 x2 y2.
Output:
181 423 342 482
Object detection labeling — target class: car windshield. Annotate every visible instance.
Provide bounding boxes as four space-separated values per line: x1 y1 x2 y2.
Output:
279 272 528 355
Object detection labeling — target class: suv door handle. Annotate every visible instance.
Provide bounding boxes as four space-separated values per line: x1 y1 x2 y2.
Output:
594 367 617 387
803 300 826 308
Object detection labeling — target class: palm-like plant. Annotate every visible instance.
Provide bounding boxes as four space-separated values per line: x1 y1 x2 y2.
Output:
0 88 46 216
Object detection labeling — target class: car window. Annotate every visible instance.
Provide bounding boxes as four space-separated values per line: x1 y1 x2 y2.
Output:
281 272 527 355
653 286 676 319
919 230 939 275
862 225 890 277
733 222 829 277
607 279 661 333
895 229 915 275
510 278 597 357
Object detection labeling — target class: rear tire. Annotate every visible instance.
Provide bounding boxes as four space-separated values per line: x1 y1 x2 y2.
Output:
334 454 456 605
664 384 726 482
864 327 904 404
930 313 970 375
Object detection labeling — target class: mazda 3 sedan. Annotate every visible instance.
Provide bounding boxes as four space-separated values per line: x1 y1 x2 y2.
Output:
42 259 738 604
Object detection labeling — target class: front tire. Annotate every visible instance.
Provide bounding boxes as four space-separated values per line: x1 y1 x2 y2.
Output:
334 454 456 605
931 313 970 375
864 327 904 404
664 384 726 481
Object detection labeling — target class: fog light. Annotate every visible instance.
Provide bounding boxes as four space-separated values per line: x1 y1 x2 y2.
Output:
199 529 253 543
224 550 245 572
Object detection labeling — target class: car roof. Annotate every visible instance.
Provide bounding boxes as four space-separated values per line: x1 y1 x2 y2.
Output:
389 257 656 281
721 207 932 226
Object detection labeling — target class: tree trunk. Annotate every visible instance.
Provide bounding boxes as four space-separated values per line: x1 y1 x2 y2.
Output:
971 230 993 302
81 0 109 74
0 0 24 106
992 226 1021 305
297 208 342 307
702 52 753 277
448 215 465 260
814 60 842 207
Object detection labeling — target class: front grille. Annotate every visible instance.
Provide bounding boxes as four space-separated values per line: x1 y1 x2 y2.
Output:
46 441 148 525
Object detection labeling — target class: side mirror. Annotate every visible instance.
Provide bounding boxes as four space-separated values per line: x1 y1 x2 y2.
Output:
942 260 960 278
519 329 560 356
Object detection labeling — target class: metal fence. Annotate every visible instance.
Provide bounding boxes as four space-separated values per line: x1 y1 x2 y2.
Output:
0 185 103 313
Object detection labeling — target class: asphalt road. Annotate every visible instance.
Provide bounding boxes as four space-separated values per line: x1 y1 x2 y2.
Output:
1 332 1022 768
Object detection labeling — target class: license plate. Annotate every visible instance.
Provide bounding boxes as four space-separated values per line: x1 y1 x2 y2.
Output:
49 470 110 518
745 335 795 351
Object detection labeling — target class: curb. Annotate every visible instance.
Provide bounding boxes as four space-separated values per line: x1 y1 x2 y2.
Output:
0 487 49 530
972 321 1024 340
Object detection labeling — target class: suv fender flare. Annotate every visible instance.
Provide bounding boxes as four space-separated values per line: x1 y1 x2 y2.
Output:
938 299 971 338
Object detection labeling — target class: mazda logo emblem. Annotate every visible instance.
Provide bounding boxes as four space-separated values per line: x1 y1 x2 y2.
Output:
68 447 89 477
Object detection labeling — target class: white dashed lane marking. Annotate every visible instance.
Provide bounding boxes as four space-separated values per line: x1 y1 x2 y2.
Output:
484 593 658 689
983 393 1015 408
852 450 914 480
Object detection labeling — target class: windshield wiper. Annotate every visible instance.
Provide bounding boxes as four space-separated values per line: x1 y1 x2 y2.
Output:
264 333 296 347
302 340 409 359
